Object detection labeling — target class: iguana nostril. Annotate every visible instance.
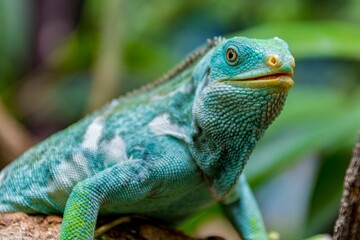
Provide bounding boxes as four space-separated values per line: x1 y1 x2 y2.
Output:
266 54 280 68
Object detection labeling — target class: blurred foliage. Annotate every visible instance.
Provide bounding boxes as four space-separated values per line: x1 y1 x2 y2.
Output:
0 0 360 239
0 0 30 97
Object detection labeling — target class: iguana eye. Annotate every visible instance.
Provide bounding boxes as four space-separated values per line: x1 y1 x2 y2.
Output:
226 48 238 63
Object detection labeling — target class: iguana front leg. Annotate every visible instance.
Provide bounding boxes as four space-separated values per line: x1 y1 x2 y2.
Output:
221 175 267 240
60 160 154 240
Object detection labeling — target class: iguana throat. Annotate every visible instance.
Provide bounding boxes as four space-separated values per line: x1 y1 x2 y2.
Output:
191 83 291 199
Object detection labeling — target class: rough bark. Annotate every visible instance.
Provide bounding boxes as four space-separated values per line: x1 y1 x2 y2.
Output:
333 134 360 240
0 213 223 240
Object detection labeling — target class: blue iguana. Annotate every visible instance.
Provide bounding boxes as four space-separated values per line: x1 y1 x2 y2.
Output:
0 36 295 239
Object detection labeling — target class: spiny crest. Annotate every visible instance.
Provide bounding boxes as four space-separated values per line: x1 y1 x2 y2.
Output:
126 36 224 97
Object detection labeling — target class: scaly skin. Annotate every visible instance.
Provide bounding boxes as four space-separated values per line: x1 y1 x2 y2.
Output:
0 36 294 239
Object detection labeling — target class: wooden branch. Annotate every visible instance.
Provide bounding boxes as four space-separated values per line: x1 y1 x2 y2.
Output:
0 100 36 169
0 213 223 240
333 134 360 239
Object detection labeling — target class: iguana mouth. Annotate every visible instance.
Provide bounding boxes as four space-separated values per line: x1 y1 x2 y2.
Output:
248 73 293 80
221 73 294 88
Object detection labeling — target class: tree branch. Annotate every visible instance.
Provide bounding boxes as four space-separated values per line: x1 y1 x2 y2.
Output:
333 134 360 239
0 213 223 240
0 100 36 169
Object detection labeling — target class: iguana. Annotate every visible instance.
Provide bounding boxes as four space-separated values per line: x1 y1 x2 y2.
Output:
0 36 295 240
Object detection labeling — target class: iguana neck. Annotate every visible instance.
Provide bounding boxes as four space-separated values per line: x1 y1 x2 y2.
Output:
190 83 289 200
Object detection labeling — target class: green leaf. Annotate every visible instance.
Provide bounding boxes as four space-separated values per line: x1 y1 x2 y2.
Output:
303 234 332 240
305 148 351 236
245 88 360 187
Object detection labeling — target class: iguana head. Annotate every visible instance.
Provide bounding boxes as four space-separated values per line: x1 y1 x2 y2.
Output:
191 36 295 199
209 36 294 88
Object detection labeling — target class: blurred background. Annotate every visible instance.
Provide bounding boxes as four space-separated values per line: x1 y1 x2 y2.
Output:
0 0 360 239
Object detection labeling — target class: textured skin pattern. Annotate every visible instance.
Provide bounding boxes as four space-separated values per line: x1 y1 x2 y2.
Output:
0 36 294 240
